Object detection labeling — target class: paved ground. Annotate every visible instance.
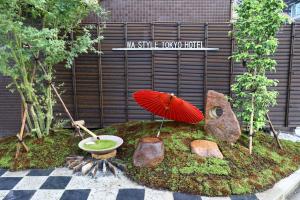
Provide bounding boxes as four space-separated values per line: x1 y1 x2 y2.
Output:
287 185 300 200
0 168 260 200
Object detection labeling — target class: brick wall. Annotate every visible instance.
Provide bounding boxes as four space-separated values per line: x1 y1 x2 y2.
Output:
84 0 232 23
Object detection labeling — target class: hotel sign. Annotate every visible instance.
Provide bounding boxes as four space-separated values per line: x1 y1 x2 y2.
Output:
112 40 219 51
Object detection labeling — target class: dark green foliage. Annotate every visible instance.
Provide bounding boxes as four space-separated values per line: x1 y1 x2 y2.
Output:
0 0 106 137
231 0 289 131
231 0 289 154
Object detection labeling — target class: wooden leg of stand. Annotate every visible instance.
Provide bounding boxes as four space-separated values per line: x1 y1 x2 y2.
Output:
266 113 282 149
15 143 21 159
21 141 29 152
19 105 27 139
15 104 29 159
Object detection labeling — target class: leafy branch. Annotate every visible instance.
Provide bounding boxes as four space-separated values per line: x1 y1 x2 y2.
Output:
231 0 289 154
0 0 107 137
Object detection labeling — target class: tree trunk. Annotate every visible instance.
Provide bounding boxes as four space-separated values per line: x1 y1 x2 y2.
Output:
15 79 44 138
30 105 43 138
45 84 53 135
249 94 255 154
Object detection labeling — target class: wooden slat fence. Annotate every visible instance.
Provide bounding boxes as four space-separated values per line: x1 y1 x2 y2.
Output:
54 22 300 129
1 22 300 136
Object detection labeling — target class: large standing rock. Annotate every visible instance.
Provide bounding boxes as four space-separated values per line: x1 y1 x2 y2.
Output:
191 140 223 159
133 137 164 167
205 90 241 143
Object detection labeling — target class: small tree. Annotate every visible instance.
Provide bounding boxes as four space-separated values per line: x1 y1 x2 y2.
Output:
0 0 106 138
231 0 288 154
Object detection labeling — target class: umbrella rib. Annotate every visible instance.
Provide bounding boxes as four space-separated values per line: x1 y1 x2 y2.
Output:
139 99 166 118
133 90 204 124
136 96 166 114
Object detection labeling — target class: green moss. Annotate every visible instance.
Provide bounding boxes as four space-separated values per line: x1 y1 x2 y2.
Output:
230 178 252 194
254 143 283 164
202 181 211 194
95 126 118 135
171 166 179 174
256 169 276 186
202 180 231 196
282 139 300 151
165 134 189 152
191 130 205 140
108 121 300 196
199 158 231 175
179 158 230 176
159 126 174 133
2 120 300 196
0 130 84 170
0 156 11 168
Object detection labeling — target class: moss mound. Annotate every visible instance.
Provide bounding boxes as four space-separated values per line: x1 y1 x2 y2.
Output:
94 121 300 196
0 130 84 170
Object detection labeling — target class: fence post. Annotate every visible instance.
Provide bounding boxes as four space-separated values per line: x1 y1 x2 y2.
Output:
151 23 155 121
203 23 208 109
124 23 129 122
97 22 103 128
177 22 181 97
71 31 78 120
229 23 234 98
285 23 295 127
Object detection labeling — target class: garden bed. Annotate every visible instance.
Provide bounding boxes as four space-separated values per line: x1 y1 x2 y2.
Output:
0 130 84 170
95 121 300 196
1 121 300 196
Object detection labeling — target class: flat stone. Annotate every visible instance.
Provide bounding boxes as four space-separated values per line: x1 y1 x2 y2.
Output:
190 140 223 159
204 90 241 143
133 137 164 167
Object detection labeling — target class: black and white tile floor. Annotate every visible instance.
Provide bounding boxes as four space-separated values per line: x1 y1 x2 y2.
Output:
0 168 260 200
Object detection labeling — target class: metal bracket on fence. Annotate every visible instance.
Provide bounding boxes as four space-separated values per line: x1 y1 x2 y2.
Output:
112 47 219 51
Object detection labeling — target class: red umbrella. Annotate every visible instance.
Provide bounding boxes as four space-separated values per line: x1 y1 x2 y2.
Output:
133 90 204 136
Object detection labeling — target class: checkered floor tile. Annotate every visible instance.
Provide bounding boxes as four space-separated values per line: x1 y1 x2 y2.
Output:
0 168 260 200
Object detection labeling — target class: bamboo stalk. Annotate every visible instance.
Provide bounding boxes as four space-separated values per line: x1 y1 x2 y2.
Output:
25 105 33 131
75 123 98 138
30 106 42 138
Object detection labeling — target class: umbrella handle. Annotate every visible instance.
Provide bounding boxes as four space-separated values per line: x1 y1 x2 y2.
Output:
157 118 165 137
157 96 172 137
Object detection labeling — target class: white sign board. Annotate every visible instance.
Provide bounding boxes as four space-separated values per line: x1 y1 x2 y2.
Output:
112 40 219 51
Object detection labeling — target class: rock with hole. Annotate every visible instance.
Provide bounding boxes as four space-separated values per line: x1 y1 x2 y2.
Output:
191 140 223 159
133 137 164 167
205 90 241 143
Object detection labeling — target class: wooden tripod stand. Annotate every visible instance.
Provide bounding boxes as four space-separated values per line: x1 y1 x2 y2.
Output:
15 104 30 158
